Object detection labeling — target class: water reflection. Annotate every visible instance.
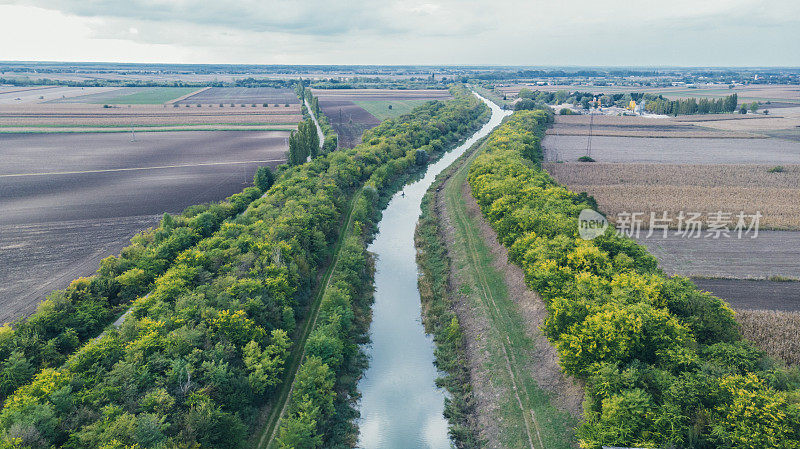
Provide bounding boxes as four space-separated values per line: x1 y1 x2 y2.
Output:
356 95 509 449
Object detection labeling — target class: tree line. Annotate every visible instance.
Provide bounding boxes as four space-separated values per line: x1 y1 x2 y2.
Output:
0 86 488 449
516 88 739 115
288 119 320 165
468 110 800 448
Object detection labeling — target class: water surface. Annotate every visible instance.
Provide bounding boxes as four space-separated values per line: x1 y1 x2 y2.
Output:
357 95 509 448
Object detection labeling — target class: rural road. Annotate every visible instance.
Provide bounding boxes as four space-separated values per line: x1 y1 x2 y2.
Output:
304 97 325 149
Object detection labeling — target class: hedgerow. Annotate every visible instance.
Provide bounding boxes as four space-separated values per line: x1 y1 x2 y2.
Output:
0 86 487 449
467 110 800 448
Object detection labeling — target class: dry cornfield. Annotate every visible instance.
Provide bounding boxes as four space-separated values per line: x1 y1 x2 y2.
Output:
737 309 800 366
544 163 800 229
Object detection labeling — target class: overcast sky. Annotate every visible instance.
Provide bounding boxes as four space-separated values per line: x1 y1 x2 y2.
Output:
1 0 798 66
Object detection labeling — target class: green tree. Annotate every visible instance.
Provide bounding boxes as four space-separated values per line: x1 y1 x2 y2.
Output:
724 93 738 112
0 351 34 396
276 399 322 449
254 166 275 192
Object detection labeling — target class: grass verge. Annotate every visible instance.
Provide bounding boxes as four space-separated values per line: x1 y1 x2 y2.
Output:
416 135 577 448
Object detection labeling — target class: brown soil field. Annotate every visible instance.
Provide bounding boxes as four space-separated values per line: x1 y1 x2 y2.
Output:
693 278 800 312
545 163 800 229
631 231 800 279
0 215 161 323
311 89 453 148
174 87 299 105
317 99 381 148
0 103 301 128
0 130 288 322
542 134 800 164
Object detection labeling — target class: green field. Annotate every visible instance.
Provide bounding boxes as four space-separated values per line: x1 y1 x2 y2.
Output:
94 87 199 104
352 99 432 120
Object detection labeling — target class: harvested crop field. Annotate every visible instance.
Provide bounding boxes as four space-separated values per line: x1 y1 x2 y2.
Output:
0 130 288 322
174 87 299 105
542 135 800 164
736 309 800 365
692 278 800 312
311 89 453 148
545 163 800 229
0 103 301 130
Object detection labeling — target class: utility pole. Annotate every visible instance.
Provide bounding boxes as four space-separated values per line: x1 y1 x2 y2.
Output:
586 112 593 159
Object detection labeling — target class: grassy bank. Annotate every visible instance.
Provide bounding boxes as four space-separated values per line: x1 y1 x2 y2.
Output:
416 134 577 448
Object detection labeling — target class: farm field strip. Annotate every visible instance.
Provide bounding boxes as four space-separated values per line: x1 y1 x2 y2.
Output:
0 214 162 324
0 158 286 178
0 104 302 128
309 88 452 100
547 117 762 138
693 279 800 312
0 125 297 133
312 89 453 148
174 86 299 105
543 114 800 321
634 231 800 280
737 309 800 366
542 134 800 164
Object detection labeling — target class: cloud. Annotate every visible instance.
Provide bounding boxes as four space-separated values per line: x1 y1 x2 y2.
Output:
0 0 797 65
2 0 492 37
